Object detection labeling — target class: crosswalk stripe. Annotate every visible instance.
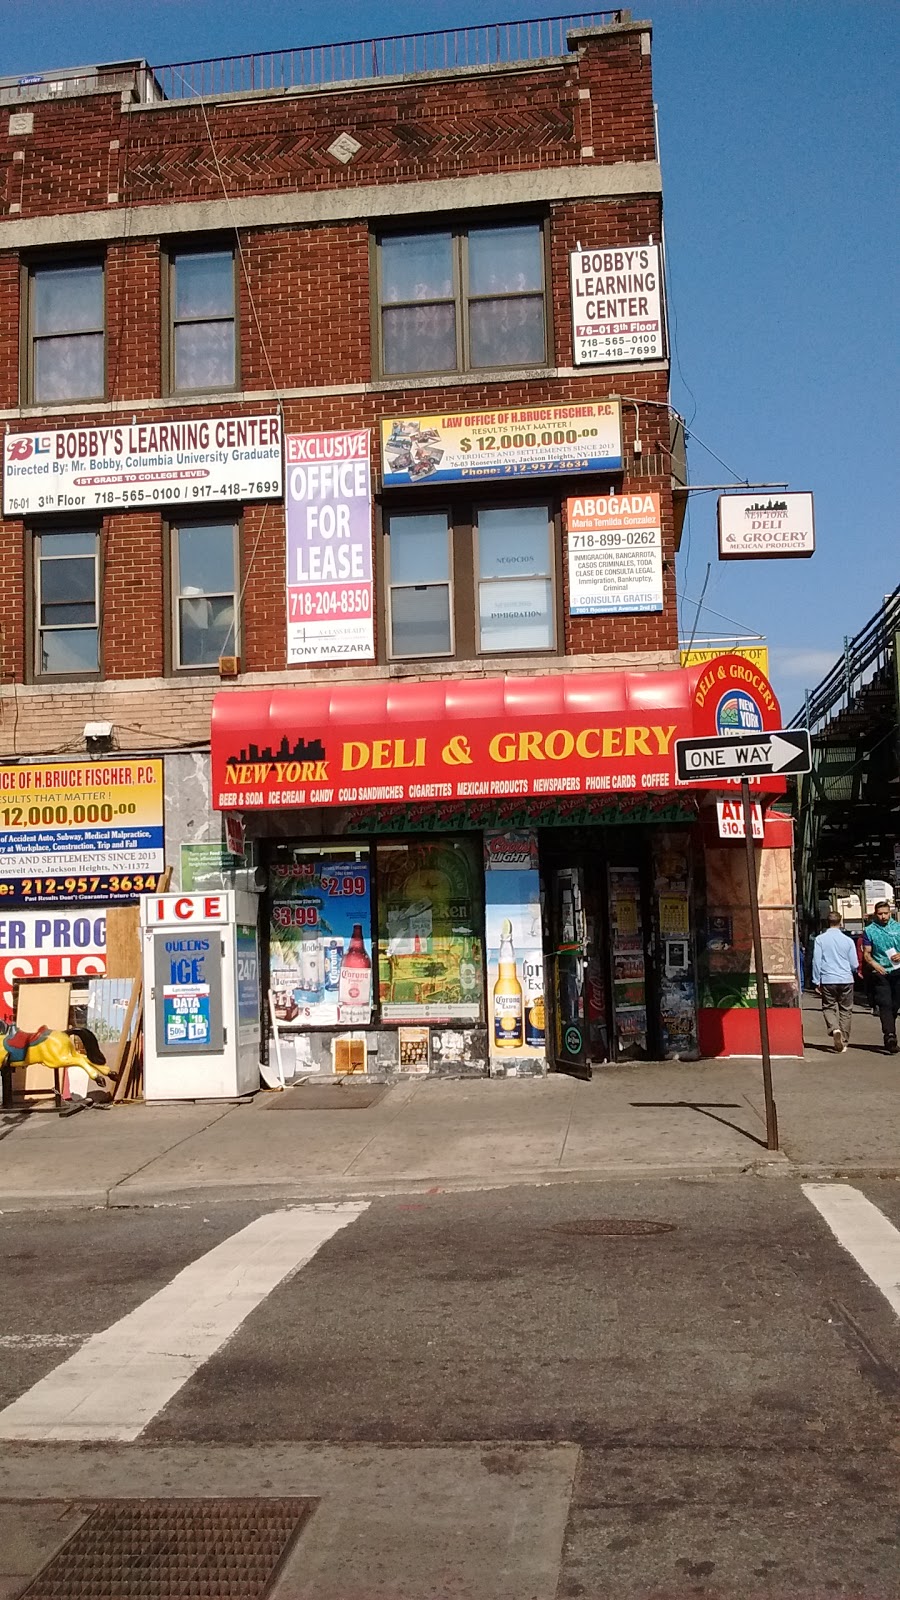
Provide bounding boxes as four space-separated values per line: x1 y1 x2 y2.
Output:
0 1202 367 1443
802 1182 900 1320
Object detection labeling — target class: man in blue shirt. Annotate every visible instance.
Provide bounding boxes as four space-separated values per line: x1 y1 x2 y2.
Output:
812 911 859 1052
863 899 900 1053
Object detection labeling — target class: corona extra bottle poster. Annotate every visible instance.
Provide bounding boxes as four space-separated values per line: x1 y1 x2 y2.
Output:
484 831 546 1068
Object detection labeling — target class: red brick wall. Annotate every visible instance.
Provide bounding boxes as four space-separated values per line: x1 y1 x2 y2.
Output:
3 29 654 221
0 24 676 738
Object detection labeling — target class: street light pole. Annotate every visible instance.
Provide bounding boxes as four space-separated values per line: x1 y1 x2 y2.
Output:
740 776 779 1150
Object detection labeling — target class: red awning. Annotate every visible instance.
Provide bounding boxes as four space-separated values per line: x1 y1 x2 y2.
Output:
211 659 783 812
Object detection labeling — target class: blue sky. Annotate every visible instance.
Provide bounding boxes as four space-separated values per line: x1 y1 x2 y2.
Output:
3 0 897 714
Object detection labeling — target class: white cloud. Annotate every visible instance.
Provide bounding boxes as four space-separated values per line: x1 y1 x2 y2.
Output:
769 648 838 683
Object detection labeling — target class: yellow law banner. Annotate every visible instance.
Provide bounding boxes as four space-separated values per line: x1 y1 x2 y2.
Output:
681 644 769 677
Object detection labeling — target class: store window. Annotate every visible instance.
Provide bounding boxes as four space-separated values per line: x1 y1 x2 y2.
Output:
166 246 237 392
385 501 556 660
33 528 100 677
170 518 239 670
25 259 105 404
376 838 484 1022
268 846 373 1027
375 220 547 377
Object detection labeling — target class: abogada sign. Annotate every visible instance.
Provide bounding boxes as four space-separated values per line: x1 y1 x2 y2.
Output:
718 491 815 560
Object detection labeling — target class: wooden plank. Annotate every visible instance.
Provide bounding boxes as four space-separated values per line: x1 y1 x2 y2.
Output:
104 905 141 980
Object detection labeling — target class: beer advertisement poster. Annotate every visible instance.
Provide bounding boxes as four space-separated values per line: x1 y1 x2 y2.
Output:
269 852 372 1027
484 831 546 1067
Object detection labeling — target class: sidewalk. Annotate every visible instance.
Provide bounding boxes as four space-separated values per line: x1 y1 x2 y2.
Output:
1 995 898 1209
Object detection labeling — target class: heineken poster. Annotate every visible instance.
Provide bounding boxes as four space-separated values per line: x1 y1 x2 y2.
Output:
377 838 483 1021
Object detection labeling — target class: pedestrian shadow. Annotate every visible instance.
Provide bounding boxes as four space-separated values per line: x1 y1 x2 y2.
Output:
629 1101 768 1150
804 1041 887 1056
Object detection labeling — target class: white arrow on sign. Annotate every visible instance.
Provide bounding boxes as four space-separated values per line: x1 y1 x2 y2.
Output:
675 728 811 781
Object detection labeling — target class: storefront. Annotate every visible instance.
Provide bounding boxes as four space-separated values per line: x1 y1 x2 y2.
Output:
210 656 803 1076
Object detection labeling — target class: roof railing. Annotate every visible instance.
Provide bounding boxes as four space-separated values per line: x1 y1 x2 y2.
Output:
154 12 626 101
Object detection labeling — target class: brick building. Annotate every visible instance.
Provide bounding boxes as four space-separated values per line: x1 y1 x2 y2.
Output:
0 13 802 1081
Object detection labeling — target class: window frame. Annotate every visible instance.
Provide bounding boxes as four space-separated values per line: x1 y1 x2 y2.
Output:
162 240 240 397
473 500 558 657
380 496 560 665
165 511 241 675
384 506 457 662
373 216 550 380
28 522 102 683
21 253 107 407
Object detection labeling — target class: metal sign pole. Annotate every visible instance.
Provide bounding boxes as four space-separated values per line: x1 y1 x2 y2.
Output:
740 777 779 1150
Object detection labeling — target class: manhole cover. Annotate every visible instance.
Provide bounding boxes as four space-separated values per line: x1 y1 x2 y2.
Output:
21 1498 316 1598
551 1218 676 1237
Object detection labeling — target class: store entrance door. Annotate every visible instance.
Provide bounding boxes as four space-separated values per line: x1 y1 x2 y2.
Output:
541 831 658 1073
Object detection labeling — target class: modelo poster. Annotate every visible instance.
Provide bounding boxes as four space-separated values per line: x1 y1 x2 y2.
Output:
269 854 372 1026
381 401 623 487
484 831 545 1067
569 244 665 366
0 908 106 1020
377 838 483 1022
566 492 663 615
285 430 375 663
3 416 282 517
0 759 164 904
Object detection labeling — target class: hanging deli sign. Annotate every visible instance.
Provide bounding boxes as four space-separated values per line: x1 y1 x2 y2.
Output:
566 492 663 614
569 244 665 366
718 492 815 560
0 759 164 904
211 655 787 811
3 416 282 516
285 430 374 664
381 401 622 487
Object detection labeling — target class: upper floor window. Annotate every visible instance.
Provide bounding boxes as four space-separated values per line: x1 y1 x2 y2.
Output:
26 260 104 404
34 528 100 677
384 501 557 661
170 517 239 669
376 221 547 377
167 247 237 393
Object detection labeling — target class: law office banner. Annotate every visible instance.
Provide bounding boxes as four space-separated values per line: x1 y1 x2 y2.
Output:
569 244 666 366
0 759 164 903
381 401 623 487
285 430 374 664
3 416 283 516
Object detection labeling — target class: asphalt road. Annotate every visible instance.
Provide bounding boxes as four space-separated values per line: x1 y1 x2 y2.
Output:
3 1179 900 1597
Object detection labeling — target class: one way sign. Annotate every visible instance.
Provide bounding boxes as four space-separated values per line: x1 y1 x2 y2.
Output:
675 728 812 782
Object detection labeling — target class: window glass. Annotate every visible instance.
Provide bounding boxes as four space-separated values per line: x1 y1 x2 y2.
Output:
380 233 453 302
388 512 450 585
171 248 236 391
30 262 104 403
382 304 456 376
33 264 103 334
36 529 99 676
479 578 554 653
468 296 545 368
468 224 543 295
268 846 372 1028
174 251 234 318
173 521 237 668
376 838 484 1022
390 586 452 658
478 505 551 579
377 222 546 376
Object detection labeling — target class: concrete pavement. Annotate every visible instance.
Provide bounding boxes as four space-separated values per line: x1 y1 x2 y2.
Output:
0 994 897 1209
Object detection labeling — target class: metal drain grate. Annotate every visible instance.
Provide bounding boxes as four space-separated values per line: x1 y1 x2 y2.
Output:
21 1498 316 1599
551 1218 676 1237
